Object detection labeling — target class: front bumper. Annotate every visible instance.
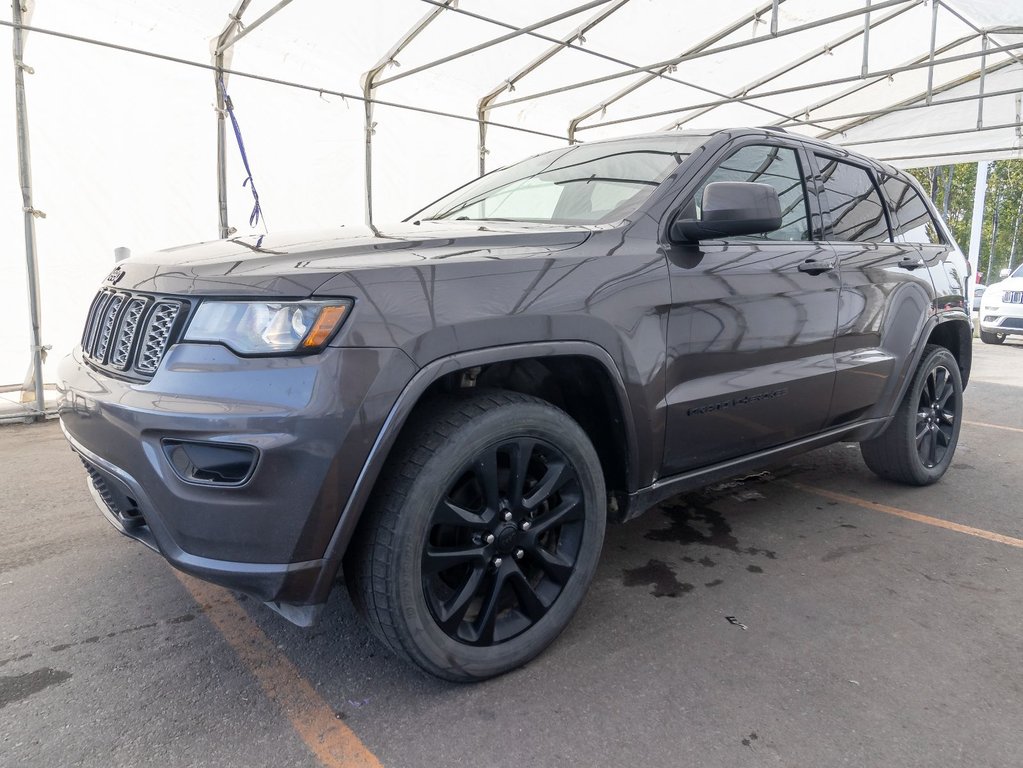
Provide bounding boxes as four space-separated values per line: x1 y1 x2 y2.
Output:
58 341 416 617
980 301 1023 336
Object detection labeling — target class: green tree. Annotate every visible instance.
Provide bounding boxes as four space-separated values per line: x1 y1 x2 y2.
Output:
908 160 1023 283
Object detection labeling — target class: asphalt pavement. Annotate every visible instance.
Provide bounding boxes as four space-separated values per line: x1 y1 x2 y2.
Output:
2 340 1022 768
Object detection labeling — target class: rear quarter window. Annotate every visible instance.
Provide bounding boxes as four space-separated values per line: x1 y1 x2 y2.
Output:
881 175 946 245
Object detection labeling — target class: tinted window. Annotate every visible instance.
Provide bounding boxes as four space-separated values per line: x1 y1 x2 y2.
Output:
695 145 810 241
881 175 944 244
415 135 709 225
816 156 890 242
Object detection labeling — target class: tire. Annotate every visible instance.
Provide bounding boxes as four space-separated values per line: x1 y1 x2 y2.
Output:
860 344 963 485
979 329 1005 344
345 389 606 682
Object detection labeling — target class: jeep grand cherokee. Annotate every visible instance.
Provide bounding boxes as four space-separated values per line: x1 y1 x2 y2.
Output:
59 129 971 681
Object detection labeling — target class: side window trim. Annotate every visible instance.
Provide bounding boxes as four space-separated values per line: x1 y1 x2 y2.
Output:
812 153 894 244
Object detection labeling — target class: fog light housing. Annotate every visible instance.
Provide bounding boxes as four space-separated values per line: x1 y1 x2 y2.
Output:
163 439 258 486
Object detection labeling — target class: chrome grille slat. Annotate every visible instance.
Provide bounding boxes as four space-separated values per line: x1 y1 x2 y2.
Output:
84 291 115 354
1003 290 1023 304
80 289 184 378
110 298 147 368
94 294 125 361
136 302 181 374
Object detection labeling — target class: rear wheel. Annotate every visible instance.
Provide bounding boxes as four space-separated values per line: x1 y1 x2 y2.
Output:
860 344 963 485
346 390 606 682
979 329 1005 344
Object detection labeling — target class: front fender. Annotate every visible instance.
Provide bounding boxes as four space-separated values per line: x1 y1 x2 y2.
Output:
307 340 642 605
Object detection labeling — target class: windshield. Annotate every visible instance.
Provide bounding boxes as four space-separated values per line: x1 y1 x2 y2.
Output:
412 135 709 225
1013 264 1023 279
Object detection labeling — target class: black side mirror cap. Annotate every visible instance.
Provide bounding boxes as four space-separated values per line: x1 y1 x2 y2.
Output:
671 181 783 243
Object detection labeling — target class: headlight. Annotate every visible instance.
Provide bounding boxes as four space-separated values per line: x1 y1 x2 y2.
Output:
183 300 352 354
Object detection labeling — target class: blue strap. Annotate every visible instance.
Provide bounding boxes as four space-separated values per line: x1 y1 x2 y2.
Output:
219 77 263 229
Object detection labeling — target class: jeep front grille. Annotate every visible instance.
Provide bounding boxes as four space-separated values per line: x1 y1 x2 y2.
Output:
1002 290 1023 304
80 289 186 377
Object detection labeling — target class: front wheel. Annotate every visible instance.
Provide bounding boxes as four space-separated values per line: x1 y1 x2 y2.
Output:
860 344 963 485
346 390 606 682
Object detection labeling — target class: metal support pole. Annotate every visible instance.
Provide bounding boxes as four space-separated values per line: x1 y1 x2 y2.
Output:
926 0 938 104
968 161 989 281
11 0 46 416
215 0 294 55
477 0 631 174
861 0 871 77
215 51 230 238
362 0 454 225
770 0 780 36
214 1 252 239
1007 192 1021 273
977 34 987 129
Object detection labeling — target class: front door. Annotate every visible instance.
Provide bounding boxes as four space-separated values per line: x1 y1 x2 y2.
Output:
661 141 840 476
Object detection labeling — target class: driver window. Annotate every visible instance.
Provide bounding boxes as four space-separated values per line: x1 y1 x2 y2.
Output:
694 145 811 241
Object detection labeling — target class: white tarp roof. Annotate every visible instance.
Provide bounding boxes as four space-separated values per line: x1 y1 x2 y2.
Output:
2 0 1022 389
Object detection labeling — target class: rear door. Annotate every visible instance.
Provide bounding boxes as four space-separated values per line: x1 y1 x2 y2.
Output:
661 139 840 475
811 153 936 427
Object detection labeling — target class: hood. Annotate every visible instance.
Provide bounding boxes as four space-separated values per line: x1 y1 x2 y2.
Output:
109 221 594 297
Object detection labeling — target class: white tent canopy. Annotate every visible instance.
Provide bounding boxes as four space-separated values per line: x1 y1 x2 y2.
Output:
2 0 1022 400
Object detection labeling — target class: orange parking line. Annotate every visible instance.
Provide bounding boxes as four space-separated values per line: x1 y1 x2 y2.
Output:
964 419 1023 434
789 482 1023 550
173 571 383 768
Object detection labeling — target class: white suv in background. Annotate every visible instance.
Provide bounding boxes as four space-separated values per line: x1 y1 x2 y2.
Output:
980 265 1023 344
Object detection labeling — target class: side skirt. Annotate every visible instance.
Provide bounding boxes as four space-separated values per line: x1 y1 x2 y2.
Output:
620 417 889 522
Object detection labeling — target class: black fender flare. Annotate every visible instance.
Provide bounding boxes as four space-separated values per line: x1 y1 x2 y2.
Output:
307 340 639 604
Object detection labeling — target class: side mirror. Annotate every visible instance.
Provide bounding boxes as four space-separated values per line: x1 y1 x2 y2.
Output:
671 181 783 243
1000 268 1011 279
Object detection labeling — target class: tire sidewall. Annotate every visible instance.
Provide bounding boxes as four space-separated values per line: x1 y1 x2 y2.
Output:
390 401 606 681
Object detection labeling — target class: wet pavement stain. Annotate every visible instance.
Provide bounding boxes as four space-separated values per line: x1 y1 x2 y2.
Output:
704 579 724 588
741 732 759 748
48 614 192 652
822 543 874 562
622 559 694 598
646 500 777 560
0 668 71 709
0 653 32 668
646 502 740 549
747 565 764 573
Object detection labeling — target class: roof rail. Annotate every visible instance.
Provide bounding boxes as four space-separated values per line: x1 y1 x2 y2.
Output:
759 126 789 133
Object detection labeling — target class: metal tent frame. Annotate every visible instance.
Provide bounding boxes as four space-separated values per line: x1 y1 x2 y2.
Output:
5 0 1022 418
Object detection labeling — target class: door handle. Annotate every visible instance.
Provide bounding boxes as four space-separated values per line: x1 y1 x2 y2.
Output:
797 257 836 275
898 255 924 270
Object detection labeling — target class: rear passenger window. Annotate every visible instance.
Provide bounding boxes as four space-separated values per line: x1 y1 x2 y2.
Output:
881 176 945 244
695 145 810 241
815 156 890 243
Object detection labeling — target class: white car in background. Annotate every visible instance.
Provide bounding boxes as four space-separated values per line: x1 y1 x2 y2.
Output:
979 265 1023 344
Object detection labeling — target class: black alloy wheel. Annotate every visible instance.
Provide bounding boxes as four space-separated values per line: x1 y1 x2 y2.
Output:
422 437 584 646
346 390 606 681
914 363 957 469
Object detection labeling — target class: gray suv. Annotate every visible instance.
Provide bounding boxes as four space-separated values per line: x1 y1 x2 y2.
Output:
59 128 971 680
